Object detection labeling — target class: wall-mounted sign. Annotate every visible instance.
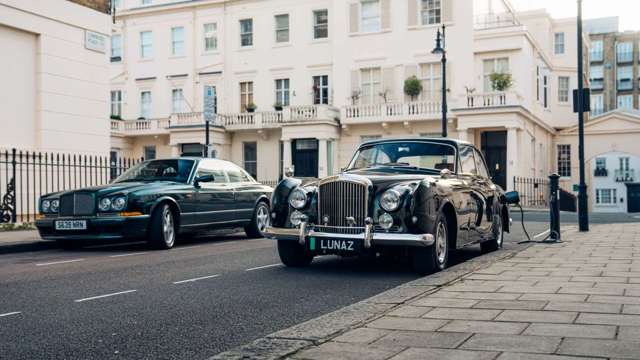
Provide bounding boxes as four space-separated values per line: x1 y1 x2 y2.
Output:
85 31 107 53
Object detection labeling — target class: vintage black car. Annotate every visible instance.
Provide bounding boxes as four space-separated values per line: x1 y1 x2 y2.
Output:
36 158 272 249
265 138 512 274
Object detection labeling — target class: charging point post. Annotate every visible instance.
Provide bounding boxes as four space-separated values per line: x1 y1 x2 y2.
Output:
549 173 561 241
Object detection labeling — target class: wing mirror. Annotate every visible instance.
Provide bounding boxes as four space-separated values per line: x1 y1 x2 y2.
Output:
500 191 520 205
440 168 452 179
194 174 215 187
284 166 295 178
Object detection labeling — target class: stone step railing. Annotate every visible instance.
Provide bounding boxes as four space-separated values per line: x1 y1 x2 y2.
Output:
342 101 441 124
465 91 522 108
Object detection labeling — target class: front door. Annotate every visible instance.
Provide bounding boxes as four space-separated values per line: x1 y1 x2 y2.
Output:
481 131 507 190
292 139 319 178
628 184 640 213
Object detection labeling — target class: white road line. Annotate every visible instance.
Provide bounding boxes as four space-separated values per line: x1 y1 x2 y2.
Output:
0 312 21 318
35 258 85 267
109 252 148 258
74 290 137 303
172 274 220 284
245 263 282 272
533 229 551 239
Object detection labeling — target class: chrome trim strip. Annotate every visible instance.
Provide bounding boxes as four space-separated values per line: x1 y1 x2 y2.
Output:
182 208 254 216
182 219 248 227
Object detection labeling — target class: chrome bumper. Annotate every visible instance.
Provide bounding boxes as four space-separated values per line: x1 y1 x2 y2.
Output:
263 223 435 249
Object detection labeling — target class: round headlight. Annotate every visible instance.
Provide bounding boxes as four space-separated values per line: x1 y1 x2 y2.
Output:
41 200 51 213
290 210 307 226
378 213 394 230
289 188 308 209
111 196 127 211
50 200 59 212
380 189 401 212
98 197 112 212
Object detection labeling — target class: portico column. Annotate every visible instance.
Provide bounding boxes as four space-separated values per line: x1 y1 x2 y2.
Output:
318 139 328 178
506 127 519 191
282 139 292 177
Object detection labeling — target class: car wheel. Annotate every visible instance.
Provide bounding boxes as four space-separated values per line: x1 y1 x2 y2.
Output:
412 214 449 275
245 201 270 238
148 204 176 250
277 240 313 267
481 212 503 253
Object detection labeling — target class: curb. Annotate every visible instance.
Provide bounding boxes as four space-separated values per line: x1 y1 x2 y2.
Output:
209 243 531 360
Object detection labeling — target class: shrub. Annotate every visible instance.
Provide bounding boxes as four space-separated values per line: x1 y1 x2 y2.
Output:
404 76 423 101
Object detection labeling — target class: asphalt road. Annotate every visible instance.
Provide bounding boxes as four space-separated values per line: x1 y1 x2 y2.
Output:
0 221 553 360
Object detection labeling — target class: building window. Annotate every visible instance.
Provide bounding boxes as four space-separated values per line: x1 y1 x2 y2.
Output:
360 67 382 104
140 31 153 59
142 0 152 5
360 0 381 33
591 94 604 115
112 0 121 9
596 189 617 205
275 14 290 43
111 34 122 62
596 158 606 170
275 79 290 106
557 144 571 177
143 145 156 160
617 94 633 110
536 66 540 101
240 19 253 47
558 76 570 103
243 142 257 179
590 40 603 61
172 89 184 114
313 75 330 104
543 75 548 108
111 90 122 118
617 66 633 90
590 65 604 90
240 81 254 112
313 10 329 39
204 23 218 52
620 157 630 171
181 143 204 157
554 32 565 55
140 91 152 119
421 0 441 25
617 42 633 63
171 27 185 56
419 62 442 101
483 57 509 92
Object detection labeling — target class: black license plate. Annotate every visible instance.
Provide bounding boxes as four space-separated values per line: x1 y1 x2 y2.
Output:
310 237 361 253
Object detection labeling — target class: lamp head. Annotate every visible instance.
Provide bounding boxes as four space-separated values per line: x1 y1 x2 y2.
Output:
432 29 444 55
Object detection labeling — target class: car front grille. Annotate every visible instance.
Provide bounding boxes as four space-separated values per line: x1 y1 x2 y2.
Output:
59 193 94 216
318 179 368 227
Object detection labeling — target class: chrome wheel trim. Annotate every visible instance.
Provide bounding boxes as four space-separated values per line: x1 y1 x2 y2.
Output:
256 204 270 233
162 206 175 247
435 220 447 265
495 215 503 247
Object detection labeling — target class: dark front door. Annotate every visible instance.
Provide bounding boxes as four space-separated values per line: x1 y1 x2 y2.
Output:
628 184 640 213
292 139 318 178
481 131 507 190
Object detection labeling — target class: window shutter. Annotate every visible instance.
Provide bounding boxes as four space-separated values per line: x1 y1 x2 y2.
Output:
351 70 360 96
383 67 395 101
443 0 453 23
349 3 359 33
381 0 391 30
408 0 418 27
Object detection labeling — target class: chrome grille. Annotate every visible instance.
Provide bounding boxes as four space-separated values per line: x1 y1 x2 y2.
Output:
59 194 74 216
59 193 94 216
318 179 367 227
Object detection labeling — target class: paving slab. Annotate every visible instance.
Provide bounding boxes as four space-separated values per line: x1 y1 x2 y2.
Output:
557 338 640 359
293 341 404 360
372 330 472 349
495 310 578 324
439 320 529 335
422 307 502 321
390 348 499 360
460 334 562 354
522 323 616 339
543 301 622 314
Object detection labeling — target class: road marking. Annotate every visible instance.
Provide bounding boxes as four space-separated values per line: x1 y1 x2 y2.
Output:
245 263 282 272
109 252 148 258
35 258 85 267
175 245 203 251
0 312 21 318
74 290 137 303
533 229 551 239
172 274 220 284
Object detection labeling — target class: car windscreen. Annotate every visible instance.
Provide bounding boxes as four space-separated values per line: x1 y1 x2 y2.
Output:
348 142 457 172
114 159 195 183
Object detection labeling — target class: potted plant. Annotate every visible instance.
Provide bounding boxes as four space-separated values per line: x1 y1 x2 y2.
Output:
110 114 122 120
246 102 257 113
489 72 513 92
273 102 284 111
404 76 423 101
350 89 361 105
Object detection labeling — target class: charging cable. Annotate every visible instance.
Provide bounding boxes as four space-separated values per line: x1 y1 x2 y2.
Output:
517 203 561 244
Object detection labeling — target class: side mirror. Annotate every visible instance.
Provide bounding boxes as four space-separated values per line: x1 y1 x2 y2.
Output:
194 174 215 187
440 168 452 179
500 191 520 205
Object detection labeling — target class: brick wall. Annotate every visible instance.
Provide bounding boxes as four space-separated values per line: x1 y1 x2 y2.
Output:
66 0 111 14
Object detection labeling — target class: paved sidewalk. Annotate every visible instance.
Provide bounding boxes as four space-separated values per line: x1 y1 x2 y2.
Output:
287 223 640 360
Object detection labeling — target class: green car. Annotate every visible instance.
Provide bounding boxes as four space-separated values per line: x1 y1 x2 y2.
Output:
35 158 273 249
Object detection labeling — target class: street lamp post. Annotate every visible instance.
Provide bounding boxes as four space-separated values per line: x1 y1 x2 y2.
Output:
432 25 447 138
577 0 589 231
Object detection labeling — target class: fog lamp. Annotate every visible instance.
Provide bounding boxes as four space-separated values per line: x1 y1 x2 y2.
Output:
290 211 307 226
378 213 394 230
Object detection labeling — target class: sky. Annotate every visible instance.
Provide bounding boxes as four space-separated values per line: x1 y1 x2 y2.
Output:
510 0 639 31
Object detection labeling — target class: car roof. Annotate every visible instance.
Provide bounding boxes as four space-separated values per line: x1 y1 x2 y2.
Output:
146 157 235 165
359 137 472 148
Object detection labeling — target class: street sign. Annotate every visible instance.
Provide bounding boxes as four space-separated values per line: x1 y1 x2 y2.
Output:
573 88 591 113
85 31 107 53
204 86 216 123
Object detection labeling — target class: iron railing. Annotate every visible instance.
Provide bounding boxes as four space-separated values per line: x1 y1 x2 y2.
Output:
514 176 550 208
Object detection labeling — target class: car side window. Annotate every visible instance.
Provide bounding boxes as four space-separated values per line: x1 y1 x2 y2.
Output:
459 146 477 175
196 161 228 184
226 169 243 183
473 149 490 179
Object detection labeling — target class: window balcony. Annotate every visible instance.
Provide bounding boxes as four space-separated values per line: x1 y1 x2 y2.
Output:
465 91 523 109
110 118 170 136
341 101 441 125
615 169 635 182
474 13 520 30
594 168 608 177
617 79 633 91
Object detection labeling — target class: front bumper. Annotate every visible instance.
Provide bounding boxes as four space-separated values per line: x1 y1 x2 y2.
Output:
35 215 150 241
264 222 434 249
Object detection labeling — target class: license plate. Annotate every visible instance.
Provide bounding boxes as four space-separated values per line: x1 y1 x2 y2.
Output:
312 237 358 252
55 220 87 230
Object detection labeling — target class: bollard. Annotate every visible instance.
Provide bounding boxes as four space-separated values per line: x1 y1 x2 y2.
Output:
549 173 561 241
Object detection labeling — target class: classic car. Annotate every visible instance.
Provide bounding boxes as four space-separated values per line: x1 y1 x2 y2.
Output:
35 158 272 249
264 138 513 274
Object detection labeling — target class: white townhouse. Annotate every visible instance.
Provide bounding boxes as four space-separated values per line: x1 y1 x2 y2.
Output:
109 0 587 198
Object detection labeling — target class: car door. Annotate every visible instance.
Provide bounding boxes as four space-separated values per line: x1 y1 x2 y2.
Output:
224 164 259 223
472 148 496 239
195 160 235 226
458 146 480 246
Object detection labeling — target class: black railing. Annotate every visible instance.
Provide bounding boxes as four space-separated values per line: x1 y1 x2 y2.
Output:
514 176 550 208
594 168 608 177
0 149 141 224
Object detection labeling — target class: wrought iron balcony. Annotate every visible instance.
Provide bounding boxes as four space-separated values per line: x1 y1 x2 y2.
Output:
594 168 608 177
615 169 635 182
